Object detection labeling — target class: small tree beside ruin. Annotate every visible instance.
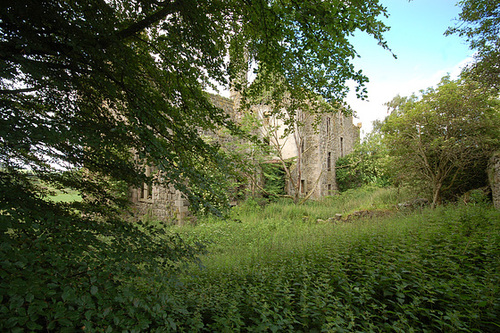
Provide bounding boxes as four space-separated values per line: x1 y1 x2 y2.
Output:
383 76 500 207
242 96 350 204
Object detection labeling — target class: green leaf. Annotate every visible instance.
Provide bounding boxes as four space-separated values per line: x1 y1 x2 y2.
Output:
9 296 24 310
477 300 488 307
59 317 73 327
26 320 43 330
25 293 34 303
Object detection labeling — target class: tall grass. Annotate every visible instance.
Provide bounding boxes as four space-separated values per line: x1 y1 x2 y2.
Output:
160 187 499 331
176 186 414 271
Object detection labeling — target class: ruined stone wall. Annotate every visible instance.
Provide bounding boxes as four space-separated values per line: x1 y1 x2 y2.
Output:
129 94 361 222
324 113 360 195
128 94 234 224
129 183 190 223
298 112 360 199
297 113 321 198
489 152 500 209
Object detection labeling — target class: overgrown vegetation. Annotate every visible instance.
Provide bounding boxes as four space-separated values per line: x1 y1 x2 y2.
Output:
132 189 500 331
0 172 205 331
336 122 391 192
1 1 392 330
2 182 499 331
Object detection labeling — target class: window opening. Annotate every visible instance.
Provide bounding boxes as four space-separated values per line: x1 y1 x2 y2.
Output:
340 137 344 157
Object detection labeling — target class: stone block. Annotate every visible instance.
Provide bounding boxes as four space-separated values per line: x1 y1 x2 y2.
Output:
175 200 189 207
177 205 189 213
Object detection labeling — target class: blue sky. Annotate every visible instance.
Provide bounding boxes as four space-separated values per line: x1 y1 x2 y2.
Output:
347 0 474 136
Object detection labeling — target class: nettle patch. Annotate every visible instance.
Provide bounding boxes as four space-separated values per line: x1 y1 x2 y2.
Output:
2 196 498 331
162 203 499 332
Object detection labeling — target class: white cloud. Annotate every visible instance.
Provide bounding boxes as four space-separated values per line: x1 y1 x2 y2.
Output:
348 56 474 137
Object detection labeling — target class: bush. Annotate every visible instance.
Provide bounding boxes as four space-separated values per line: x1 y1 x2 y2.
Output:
261 163 287 199
336 129 391 192
0 173 206 331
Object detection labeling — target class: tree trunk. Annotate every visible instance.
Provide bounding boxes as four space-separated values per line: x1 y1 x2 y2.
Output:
431 181 442 208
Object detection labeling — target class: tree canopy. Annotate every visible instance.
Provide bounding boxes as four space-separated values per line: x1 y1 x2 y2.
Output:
446 0 500 91
383 76 500 207
0 0 392 330
1 0 391 214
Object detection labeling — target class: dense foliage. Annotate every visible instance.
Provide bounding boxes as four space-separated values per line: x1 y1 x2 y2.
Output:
382 77 500 207
446 0 500 91
0 0 393 330
0 175 207 331
261 163 288 199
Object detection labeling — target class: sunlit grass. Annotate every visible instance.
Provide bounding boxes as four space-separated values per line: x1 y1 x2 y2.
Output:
174 186 419 273
49 188 82 202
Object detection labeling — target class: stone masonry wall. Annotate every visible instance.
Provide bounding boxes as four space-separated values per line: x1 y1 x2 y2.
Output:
129 183 190 223
489 152 500 209
298 112 360 199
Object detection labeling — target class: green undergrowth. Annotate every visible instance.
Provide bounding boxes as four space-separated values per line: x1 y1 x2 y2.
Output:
2 186 498 331
175 186 415 269
162 193 499 332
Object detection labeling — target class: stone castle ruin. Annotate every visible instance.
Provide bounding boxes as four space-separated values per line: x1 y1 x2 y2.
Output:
129 94 360 222
291 110 360 199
